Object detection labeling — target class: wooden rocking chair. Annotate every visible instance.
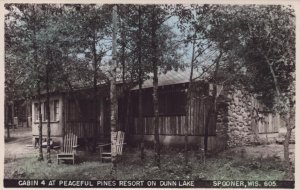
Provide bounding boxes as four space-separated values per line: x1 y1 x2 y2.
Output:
57 133 78 164
98 131 125 162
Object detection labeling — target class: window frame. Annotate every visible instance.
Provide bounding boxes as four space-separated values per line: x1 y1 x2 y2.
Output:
34 103 39 122
43 101 49 122
53 100 60 122
34 99 60 123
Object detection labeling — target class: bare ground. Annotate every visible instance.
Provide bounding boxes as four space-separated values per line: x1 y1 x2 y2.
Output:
5 128 37 160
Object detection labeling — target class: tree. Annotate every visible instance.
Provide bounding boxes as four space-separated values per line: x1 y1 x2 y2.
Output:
5 4 74 162
70 5 112 152
5 4 50 161
5 4 114 159
117 5 183 163
205 5 295 174
46 4 112 152
240 5 295 170
175 4 217 163
136 5 146 160
116 5 140 137
119 5 148 159
147 5 179 168
110 4 118 177
150 6 161 167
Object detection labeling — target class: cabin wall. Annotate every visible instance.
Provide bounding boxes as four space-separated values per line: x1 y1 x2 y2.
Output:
130 135 219 151
128 83 282 151
31 90 111 146
131 97 216 136
257 113 281 134
32 95 64 145
129 82 217 149
32 95 63 136
64 95 110 140
30 83 280 150
220 88 281 148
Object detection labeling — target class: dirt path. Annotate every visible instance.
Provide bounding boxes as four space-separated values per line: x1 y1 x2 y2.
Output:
5 128 37 159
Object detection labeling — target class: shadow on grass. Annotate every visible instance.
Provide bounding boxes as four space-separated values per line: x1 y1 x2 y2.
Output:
5 137 18 143
4 148 293 181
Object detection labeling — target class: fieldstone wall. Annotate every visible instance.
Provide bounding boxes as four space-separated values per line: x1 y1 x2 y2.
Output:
215 101 229 151
217 88 260 148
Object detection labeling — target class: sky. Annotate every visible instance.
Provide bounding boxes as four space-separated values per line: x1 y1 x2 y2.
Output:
5 4 218 79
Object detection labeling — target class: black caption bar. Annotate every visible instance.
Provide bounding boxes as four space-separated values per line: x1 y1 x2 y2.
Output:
3 179 295 188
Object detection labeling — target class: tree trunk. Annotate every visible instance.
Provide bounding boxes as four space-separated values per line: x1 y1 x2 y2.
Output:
283 112 292 171
11 102 15 129
264 55 281 96
153 66 160 168
204 51 222 156
139 79 144 159
110 5 118 177
204 107 211 155
25 99 28 128
120 21 127 132
5 101 10 139
151 6 160 168
92 30 98 153
46 64 52 163
121 22 126 85
32 4 43 161
37 81 44 161
263 55 292 169
138 5 145 160
184 38 195 166
22 98 28 128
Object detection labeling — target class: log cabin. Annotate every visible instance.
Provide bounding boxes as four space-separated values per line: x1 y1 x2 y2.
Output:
31 70 283 151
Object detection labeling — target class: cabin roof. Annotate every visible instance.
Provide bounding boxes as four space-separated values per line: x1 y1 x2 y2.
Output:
31 69 206 98
31 82 110 98
131 69 203 90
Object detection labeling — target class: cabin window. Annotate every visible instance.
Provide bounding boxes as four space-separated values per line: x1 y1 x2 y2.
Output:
54 100 59 121
34 100 59 122
159 90 186 115
43 101 49 121
132 88 186 116
34 103 40 122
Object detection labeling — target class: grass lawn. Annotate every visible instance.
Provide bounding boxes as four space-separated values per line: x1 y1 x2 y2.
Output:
4 148 292 180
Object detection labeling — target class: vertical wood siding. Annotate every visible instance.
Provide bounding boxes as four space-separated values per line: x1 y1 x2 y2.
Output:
258 113 280 134
65 121 100 138
132 96 216 136
64 96 105 139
